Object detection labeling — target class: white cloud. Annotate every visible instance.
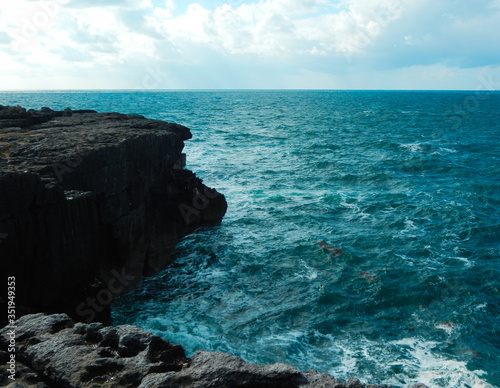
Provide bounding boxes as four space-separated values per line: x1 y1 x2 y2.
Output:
65 0 151 8
0 0 499 89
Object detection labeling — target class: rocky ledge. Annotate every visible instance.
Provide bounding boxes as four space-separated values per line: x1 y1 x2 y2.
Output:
0 313 427 388
0 105 227 324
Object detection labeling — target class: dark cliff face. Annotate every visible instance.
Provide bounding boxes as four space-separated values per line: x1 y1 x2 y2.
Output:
0 105 227 325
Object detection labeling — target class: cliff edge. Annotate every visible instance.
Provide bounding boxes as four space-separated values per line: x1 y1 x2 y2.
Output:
0 105 227 324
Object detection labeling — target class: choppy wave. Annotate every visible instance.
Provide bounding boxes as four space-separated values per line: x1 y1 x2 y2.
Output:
2 90 499 387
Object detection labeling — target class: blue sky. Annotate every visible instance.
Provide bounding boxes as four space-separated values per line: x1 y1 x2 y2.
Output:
1 0 499 89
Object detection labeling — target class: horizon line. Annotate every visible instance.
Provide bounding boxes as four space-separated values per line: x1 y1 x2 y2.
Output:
1 88 499 93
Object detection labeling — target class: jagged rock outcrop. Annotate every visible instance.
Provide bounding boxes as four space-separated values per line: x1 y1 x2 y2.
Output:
0 314 420 388
0 105 227 325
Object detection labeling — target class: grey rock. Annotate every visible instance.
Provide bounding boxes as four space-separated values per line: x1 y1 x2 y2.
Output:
0 313 187 388
0 352 50 388
99 326 120 348
157 350 307 387
138 350 397 388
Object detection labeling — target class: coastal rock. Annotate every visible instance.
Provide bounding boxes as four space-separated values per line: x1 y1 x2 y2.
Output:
0 313 186 387
0 314 424 388
0 105 227 325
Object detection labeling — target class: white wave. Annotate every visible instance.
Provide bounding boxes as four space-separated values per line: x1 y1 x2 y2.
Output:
258 330 305 344
393 217 424 239
319 334 495 388
404 218 418 230
339 200 360 211
295 260 318 280
438 147 458 154
395 254 416 267
143 313 495 388
389 338 493 388
400 143 423 152
434 321 457 335
338 192 369 220
452 256 474 268
431 148 458 156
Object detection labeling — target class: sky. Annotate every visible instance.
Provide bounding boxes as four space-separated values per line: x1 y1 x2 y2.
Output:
0 0 499 90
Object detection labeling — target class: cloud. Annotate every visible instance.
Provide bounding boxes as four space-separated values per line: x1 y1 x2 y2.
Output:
51 44 94 62
116 9 163 38
0 0 499 89
0 31 11 44
65 0 151 8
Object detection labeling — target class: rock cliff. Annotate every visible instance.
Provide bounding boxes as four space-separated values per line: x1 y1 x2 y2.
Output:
0 105 227 325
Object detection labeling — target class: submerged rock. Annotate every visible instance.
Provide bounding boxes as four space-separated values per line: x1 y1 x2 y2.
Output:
0 105 227 325
0 314 424 388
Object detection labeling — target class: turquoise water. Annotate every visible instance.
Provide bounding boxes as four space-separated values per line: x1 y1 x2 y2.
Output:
2 90 499 387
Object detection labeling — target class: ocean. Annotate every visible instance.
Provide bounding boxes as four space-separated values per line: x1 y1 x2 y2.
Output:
2 90 499 387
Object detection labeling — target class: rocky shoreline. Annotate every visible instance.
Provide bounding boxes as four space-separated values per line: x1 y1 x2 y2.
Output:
0 105 426 387
0 313 428 388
